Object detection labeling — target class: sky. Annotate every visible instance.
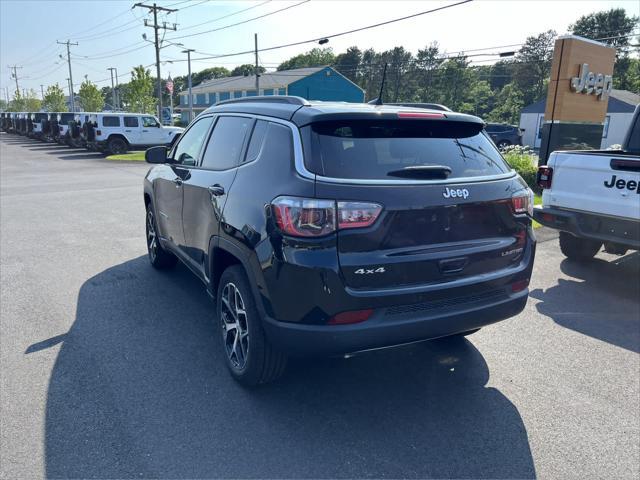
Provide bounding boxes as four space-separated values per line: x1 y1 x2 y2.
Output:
1 0 638 99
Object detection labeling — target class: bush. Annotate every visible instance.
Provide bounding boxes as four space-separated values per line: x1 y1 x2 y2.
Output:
501 145 539 193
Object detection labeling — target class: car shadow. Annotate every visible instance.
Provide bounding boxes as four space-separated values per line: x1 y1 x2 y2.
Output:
530 252 640 353
56 152 106 161
41 256 535 479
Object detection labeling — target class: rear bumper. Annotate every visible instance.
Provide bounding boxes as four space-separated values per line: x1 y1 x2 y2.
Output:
534 206 639 249
264 289 528 356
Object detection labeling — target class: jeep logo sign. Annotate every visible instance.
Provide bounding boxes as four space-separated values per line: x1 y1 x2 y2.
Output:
570 63 612 101
443 187 469 199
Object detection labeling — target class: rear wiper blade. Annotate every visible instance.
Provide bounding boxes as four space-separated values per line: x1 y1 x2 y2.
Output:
386 165 452 179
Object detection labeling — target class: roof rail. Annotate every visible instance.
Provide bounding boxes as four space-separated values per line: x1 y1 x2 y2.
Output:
215 95 311 107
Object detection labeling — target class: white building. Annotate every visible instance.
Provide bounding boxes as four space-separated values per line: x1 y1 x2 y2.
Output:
519 89 639 150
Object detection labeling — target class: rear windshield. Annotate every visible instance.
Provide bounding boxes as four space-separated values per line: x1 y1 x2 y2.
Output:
59 113 74 122
305 120 511 180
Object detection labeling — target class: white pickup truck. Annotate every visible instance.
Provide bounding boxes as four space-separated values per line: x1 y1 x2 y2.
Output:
534 105 639 260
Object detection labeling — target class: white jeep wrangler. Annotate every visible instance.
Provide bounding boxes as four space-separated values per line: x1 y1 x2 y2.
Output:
86 113 183 154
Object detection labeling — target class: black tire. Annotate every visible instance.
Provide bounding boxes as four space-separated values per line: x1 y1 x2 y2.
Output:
107 136 128 155
559 231 601 261
497 140 511 149
145 205 177 269
217 265 287 386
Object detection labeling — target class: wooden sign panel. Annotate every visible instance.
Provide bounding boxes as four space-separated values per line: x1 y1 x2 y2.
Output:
540 35 617 163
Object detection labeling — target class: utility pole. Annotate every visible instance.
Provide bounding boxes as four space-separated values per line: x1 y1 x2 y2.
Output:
40 84 45 99
107 67 117 111
113 68 120 109
254 33 260 93
182 48 194 123
57 40 78 111
133 3 177 120
8 65 22 97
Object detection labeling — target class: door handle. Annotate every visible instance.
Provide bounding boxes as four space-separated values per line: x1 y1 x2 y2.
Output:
173 177 183 187
208 184 225 196
142 129 149 132
124 129 131 132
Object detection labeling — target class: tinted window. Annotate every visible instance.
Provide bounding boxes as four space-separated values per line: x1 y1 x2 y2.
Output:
142 116 159 128
307 120 510 180
102 116 120 127
245 120 268 163
172 116 214 166
124 117 139 127
59 113 74 122
201 116 252 170
257 123 293 164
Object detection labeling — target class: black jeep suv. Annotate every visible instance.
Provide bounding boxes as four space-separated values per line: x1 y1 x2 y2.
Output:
143 97 536 385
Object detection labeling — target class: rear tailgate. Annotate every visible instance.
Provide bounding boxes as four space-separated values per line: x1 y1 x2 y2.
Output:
545 152 640 220
306 115 531 291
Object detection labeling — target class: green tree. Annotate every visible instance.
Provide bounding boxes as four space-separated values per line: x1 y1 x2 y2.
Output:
512 30 556 105
42 84 67 111
461 80 494 117
23 89 42 111
124 65 156 114
570 8 639 51
229 64 266 77
487 82 525 124
334 46 363 83
277 47 335 71
414 42 443 102
78 79 104 112
0 99 7 111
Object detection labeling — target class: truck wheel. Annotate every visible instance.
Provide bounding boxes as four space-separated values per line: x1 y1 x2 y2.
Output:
146 206 177 269
217 265 287 386
559 232 601 261
107 137 128 155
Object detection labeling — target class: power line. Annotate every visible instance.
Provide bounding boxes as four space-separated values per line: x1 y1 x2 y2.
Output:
172 0 475 61
176 0 272 33
167 0 311 41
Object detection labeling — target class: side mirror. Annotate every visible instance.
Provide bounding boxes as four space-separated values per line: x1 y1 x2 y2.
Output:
145 146 168 164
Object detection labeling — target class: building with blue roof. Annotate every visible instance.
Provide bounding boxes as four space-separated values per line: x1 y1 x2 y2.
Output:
177 66 365 123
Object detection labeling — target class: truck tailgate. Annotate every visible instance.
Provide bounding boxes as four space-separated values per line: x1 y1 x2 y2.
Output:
544 152 640 220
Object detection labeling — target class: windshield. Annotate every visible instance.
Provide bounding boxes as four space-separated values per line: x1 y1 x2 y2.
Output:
305 120 511 180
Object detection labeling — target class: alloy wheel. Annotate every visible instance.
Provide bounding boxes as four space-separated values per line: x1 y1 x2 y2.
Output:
221 282 250 370
146 209 157 262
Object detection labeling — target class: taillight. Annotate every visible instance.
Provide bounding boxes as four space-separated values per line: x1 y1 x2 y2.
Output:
337 201 382 229
96 129 102 136
511 189 534 216
328 309 374 325
537 166 553 189
59 126 63 132
271 196 382 237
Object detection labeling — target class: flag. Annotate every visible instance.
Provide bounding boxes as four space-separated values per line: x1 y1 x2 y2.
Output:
166 76 174 95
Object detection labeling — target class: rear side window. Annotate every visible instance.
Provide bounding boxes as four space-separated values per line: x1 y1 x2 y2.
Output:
201 116 252 170
306 120 510 180
124 117 139 127
59 113 74 122
102 116 120 127
245 120 268 163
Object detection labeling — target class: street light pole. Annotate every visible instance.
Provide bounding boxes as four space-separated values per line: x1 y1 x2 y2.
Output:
182 48 195 123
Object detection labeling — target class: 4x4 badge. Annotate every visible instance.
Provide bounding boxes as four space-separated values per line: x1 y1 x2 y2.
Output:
354 267 386 275
443 187 470 199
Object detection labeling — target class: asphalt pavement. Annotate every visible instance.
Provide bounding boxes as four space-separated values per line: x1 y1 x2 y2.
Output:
1 132 639 479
